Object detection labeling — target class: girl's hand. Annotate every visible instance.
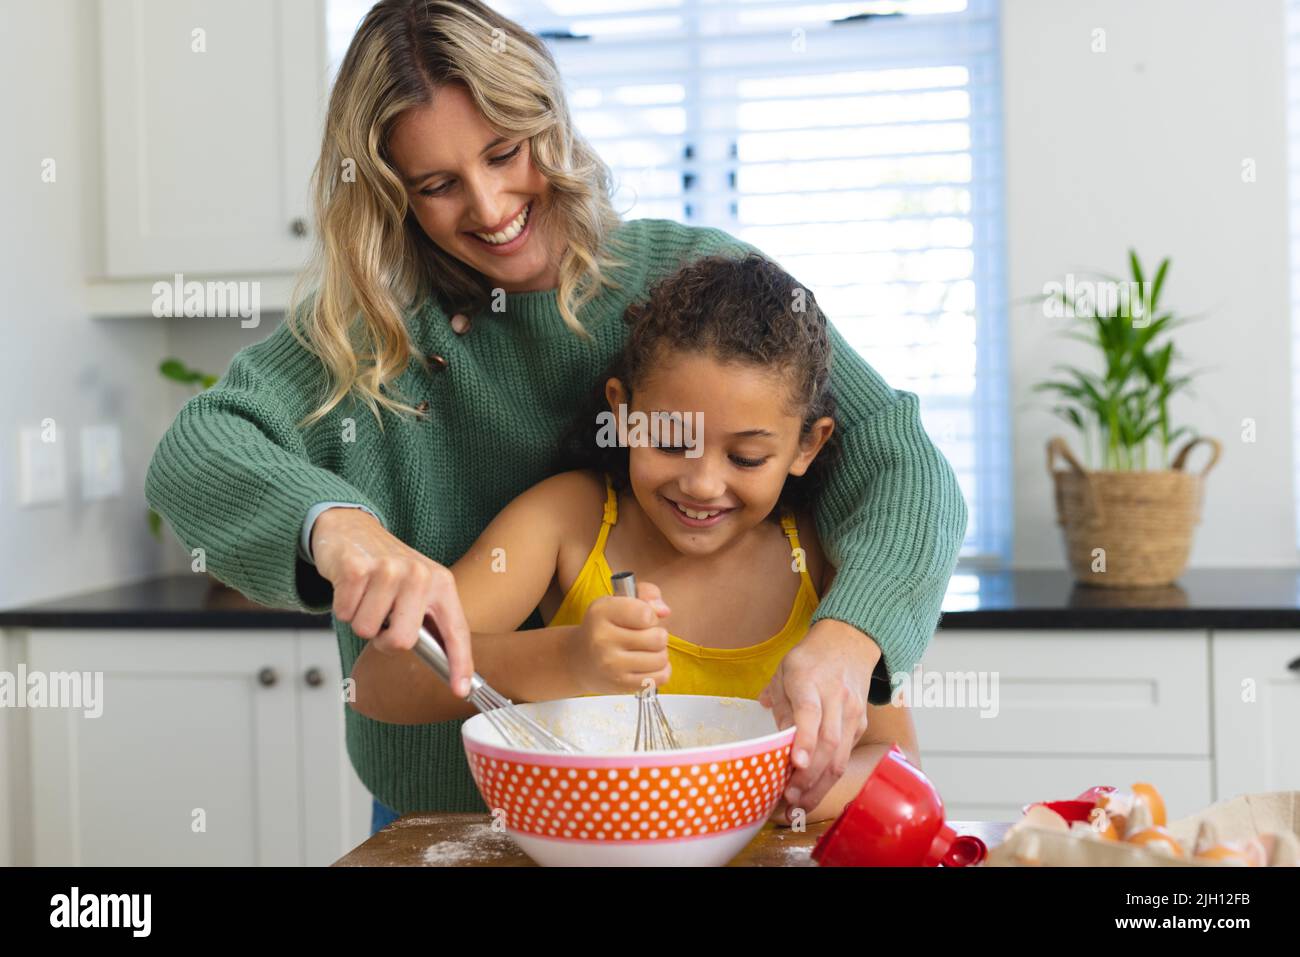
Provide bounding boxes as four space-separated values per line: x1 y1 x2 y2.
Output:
567 581 672 694
311 506 475 698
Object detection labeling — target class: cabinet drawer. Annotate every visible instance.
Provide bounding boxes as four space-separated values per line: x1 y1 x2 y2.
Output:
910 630 1210 756
920 754 1213 823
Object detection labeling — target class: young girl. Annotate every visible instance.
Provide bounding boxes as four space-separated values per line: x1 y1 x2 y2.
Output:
350 252 919 825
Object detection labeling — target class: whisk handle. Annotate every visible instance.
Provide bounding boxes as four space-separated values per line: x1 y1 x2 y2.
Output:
611 570 637 598
412 615 484 696
413 622 453 682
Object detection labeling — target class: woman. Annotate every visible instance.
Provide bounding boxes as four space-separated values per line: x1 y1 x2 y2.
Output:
145 0 967 833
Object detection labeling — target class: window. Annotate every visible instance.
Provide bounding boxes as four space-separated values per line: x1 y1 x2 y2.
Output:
327 0 1011 562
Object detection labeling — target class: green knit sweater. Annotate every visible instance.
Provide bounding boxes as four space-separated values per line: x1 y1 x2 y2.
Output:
145 217 967 813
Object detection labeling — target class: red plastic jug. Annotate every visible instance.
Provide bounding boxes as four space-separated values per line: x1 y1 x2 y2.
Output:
811 744 987 867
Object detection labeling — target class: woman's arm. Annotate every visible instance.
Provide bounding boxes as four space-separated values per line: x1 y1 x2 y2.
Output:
808 320 967 697
349 471 598 724
145 320 388 612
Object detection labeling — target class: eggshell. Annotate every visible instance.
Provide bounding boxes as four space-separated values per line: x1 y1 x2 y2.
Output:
1087 807 1120 840
1131 782 1167 828
1126 826 1185 857
1020 804 1070 832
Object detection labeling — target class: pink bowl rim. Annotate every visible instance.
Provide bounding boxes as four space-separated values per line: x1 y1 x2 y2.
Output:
462 721 797 768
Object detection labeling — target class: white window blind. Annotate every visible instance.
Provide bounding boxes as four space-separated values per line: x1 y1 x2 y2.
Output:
328 0 1011 561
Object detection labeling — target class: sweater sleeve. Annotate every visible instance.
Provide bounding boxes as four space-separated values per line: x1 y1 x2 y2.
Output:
145 324 388 612
810 322 968 701
687 224 968 702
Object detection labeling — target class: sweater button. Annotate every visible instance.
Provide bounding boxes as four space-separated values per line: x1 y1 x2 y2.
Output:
450 313 471 334
415 400 430 414
427 353 449 371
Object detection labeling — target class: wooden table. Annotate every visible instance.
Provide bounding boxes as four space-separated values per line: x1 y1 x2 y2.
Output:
333 813 1013 866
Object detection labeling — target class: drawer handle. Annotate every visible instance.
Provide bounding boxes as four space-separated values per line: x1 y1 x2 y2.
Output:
1288 656 1300 674
304 667 324 688
257 667 278 687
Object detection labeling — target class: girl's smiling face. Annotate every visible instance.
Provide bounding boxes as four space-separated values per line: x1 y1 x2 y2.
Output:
387 83 559 293
605 349 834 558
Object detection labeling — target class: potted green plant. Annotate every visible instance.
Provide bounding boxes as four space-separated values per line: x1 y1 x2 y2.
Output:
1032 251 1221 588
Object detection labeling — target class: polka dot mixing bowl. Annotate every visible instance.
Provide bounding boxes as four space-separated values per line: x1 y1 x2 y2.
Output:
461 694 796 866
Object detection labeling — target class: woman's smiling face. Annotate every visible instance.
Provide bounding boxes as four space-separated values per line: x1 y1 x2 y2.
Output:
605 349 834 558
387 83 559 293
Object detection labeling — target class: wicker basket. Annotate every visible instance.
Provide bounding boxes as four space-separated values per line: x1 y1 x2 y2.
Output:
1048 435 1221 588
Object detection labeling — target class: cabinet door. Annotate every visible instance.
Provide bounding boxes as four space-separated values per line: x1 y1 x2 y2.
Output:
914 630 1211 756
1212 631 1300 798
97 0 325 276
296 630 373 865
28 631 301 866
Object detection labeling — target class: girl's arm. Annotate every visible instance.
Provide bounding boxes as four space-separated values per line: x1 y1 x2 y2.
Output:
349 471 597 724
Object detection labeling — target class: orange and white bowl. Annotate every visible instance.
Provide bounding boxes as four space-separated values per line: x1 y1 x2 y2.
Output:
461 695 796 866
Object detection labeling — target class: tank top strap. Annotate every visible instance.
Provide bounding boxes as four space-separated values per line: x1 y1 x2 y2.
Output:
601 473 619 526
780 508 819 594
779 508 801 550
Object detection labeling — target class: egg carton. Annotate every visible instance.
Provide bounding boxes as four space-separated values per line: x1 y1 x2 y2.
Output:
987 790 1300 867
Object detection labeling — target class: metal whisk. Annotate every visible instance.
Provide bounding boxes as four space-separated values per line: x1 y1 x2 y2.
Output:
611 571 680 751
411 615 578 753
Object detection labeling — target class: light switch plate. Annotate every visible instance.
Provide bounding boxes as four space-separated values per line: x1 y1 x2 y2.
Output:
80 424 124 500
18 425 67 506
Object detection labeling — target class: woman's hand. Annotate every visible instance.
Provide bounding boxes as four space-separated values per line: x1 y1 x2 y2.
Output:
566 581 672 694
311 506 475 698
759 619 878 821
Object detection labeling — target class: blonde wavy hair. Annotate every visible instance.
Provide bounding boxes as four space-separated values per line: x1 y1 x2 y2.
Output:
288 0 631 426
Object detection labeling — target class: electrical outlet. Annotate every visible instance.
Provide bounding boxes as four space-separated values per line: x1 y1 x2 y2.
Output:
18 425 67 506
81 424 124 500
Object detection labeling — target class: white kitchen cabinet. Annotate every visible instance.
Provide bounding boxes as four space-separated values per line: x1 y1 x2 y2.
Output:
1210 630 1300 800
20 628 368 866
910 630 1210 757
913 629 1215 818
298 629 373 866
95 0 326 279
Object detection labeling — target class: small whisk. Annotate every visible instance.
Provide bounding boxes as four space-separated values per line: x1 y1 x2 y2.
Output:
411 615 578 753
611 571 680 751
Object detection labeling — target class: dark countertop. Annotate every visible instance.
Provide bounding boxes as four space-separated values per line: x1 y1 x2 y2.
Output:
0 575 330 629
938 567 1300 629
3 568 1300 631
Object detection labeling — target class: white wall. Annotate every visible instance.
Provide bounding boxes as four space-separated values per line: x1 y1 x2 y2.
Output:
0 0 184 608
1002 0 1297 567
0 1 288 610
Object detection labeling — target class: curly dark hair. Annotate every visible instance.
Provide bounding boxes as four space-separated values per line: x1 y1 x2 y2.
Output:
552 251 840 517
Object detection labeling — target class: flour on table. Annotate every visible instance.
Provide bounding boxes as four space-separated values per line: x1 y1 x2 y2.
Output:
421 822 518 865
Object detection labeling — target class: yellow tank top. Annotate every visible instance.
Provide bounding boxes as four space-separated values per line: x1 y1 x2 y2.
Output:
545 474 820 700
